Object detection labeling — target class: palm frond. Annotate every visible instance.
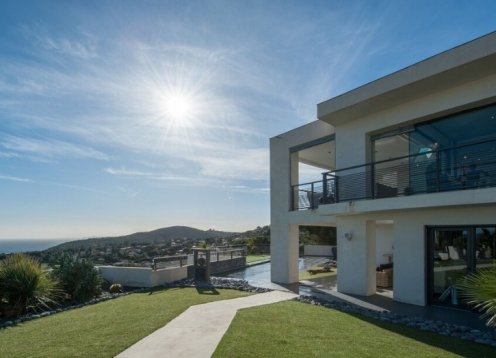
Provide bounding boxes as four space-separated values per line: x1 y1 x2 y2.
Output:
456 264 496 327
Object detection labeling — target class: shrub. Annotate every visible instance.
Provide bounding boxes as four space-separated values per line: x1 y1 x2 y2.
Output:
456 265 496 327
0 253 60 317
52 256 102 302
109 283 123 293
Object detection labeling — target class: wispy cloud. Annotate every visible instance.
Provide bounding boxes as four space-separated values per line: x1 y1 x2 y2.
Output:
193 147 269 181
0 4 386 195
104 167 188 181
223 185 269 193
0 151 20 158
0 175 31 183
21 24 98 60
0 135 111 162
41 181 106 194
104 166 208 184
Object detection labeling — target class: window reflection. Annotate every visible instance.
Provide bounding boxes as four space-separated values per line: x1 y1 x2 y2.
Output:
476 227 495 268
372 103 496 196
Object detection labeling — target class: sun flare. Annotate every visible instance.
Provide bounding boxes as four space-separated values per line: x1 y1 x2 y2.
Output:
165 94 192 120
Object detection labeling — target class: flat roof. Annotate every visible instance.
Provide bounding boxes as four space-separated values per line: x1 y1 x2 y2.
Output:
317 31 496 125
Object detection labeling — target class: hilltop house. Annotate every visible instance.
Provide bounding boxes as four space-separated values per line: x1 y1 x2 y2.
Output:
270 32 496 306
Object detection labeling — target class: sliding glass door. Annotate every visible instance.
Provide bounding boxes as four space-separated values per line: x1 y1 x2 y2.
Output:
427 226 496 307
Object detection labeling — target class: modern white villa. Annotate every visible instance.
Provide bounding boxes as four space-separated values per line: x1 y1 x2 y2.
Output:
270 32 496 307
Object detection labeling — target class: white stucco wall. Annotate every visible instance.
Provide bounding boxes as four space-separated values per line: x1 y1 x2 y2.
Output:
333 204 496 306
376 224 393 265
333 74 496 170
304 245 335 257
391 205 496 306
152 267 188 286
270 120 334 284
336 217 376 295
97 266 188 288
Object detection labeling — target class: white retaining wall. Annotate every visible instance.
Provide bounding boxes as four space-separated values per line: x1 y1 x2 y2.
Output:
97 265 188 288
304 245 335 257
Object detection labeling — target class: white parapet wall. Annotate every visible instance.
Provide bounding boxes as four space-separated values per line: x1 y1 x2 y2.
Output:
304 245 335 257
97 265 188 288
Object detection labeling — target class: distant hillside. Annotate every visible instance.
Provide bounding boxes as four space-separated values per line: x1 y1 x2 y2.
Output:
48 226 237 251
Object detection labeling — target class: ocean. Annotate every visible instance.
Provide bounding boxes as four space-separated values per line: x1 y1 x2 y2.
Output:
0 239 72 254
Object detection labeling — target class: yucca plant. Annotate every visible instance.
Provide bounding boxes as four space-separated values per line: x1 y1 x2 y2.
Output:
0 253 60 317
456 264 496 327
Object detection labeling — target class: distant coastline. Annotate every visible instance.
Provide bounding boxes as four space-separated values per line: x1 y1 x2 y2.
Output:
0 239 73 254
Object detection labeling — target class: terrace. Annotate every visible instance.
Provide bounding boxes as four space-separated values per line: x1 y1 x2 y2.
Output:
292 137 496 210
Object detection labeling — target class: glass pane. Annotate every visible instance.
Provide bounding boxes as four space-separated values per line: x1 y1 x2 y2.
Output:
413 104 496 148
476 227 496 268
409 104 496 194
373 134 410 197
432 229 468 305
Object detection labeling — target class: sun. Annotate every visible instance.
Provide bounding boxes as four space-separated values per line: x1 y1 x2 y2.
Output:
149 85 202 131
164 94 194 123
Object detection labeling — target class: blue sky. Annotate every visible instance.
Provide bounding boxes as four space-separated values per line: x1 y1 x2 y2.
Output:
1 1 495 239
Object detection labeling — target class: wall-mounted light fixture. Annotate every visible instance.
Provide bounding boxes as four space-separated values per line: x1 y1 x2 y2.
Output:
344 232 353 241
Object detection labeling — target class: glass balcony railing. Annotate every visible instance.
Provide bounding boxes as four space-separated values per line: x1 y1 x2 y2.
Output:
291 138 496 211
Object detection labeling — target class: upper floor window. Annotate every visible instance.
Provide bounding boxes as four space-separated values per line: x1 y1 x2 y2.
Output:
371 103 496 196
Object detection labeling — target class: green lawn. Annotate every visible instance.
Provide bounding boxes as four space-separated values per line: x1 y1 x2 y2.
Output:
214 301 495 358
246 255 270 263
0 287 250 358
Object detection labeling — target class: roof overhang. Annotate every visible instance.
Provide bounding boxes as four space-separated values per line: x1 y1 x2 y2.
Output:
317 32 496 126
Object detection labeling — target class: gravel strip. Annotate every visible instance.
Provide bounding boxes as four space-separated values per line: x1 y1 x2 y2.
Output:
296 295 496 347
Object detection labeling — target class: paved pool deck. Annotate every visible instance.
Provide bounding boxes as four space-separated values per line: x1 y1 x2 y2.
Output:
115 290 298 358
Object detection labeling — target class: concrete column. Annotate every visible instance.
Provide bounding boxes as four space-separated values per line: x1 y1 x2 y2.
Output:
270 121 335 285
290 152 299 210
270 223 299 283
366 220 377 291
337 217 376 295
270 135 300 284
392 216 425 305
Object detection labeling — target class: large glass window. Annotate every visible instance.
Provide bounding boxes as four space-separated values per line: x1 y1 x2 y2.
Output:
372 103 496 197
427 226 496 307
373 134 410 197
409 104 496 193
430 228 469 306
476 227 496 267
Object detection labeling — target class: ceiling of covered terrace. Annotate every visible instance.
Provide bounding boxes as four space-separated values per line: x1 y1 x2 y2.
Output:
298 140 335 170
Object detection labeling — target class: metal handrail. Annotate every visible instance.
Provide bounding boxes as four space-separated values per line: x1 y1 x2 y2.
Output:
152 247 247 270
291 137 496 210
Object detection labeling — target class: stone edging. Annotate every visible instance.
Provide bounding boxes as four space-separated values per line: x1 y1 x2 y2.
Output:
296 295 496 347
163 277 273 293
0 289 147 329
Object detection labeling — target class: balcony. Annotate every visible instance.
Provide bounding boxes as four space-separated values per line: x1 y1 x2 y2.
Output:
292 138 496 211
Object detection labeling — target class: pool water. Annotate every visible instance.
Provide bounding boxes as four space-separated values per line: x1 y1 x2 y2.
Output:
219 257 331 290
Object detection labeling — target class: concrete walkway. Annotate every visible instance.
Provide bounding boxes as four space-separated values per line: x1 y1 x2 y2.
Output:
116 290 298 358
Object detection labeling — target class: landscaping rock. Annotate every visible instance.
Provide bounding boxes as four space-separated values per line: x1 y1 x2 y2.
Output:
163 277 273 294
296 295 496 347
0 287 144 329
